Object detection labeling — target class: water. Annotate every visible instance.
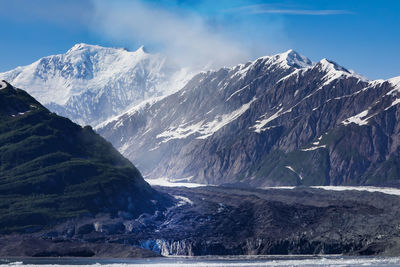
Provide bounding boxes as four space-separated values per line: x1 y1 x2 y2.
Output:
1 256 400 266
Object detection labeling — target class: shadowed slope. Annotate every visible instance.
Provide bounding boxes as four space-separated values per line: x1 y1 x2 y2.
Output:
0 81 172 233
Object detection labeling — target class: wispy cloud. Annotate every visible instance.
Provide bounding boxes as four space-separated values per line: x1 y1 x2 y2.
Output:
227 4 352 16
253 9 352 15
90 0 253 70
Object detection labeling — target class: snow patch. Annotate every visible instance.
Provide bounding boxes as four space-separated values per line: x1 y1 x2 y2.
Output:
285 166 303 180
95 96 163 130
252 108 283 133
173 195 194 207
342 110 370 126
300 145 326 151
196 97 257 139
146 178 206 188
385 98 400 110
156 98 256 142
234 63 252 80
226 85 250 102
276 68 303 84
259 186 400 197
157 120 205 143
252 105 295 133
312 186 400 196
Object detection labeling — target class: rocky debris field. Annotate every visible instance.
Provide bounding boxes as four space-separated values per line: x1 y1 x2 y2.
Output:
2 186 400 257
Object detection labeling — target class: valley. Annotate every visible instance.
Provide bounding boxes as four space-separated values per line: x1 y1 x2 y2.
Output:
2 185 400 257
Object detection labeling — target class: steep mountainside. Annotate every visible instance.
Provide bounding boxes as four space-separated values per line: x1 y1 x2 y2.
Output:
97 50 400 187
0 44 191 126
0 81 172 233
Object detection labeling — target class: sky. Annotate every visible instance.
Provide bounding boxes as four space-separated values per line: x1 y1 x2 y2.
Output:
0 0 399 79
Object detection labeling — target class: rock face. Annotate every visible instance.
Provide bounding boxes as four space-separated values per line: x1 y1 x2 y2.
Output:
0 81 172 233
97 50 400 187
25 186 400 257
0 44 192 126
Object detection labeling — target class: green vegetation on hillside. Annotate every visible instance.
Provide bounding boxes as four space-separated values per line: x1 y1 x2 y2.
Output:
0 83 169 233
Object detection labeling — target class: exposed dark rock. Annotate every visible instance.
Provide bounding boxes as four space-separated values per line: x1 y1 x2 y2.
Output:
4 186 400 257
76 224 95 235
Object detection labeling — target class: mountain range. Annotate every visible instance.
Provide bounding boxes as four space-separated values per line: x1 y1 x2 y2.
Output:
97 49 400 187
2 44 400 187
0 44 192 126
1 46 400 257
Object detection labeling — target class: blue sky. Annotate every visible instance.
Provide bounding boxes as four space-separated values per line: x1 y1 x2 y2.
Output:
0 0 399 79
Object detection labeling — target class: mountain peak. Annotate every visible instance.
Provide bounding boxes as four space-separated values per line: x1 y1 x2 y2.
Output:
281 49 313 68
67 43 93 52
317 58 350 73
389 76 400 90
263 49 313 69
136 45 149 54
0 43 191 126
66 43 109 54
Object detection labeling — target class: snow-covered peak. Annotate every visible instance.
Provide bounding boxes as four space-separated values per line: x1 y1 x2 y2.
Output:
317 58 350 73
389 76 400 90
0 44 158 105
66 43 146 55
315 58 368 86
279 49 314 68
233 50 313 79
257 49 314 70
136 45 148 54
0 43 193 126
67 43 99 53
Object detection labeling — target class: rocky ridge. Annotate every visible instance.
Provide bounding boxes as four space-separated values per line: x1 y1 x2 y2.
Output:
97 50 400 187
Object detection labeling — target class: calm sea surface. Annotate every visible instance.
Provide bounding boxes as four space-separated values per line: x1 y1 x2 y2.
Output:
1 256 400 266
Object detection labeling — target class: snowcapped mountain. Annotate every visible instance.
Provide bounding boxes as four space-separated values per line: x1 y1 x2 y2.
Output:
0 43 192 126
97 49 400 187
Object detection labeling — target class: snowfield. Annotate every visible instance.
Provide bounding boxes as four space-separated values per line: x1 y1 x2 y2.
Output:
0 43 193 126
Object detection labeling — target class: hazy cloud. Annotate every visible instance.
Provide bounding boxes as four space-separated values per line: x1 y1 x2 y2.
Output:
90 1 256 70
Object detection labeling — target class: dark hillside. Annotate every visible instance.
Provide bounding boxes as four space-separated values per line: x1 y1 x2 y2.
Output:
0 81 172 233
